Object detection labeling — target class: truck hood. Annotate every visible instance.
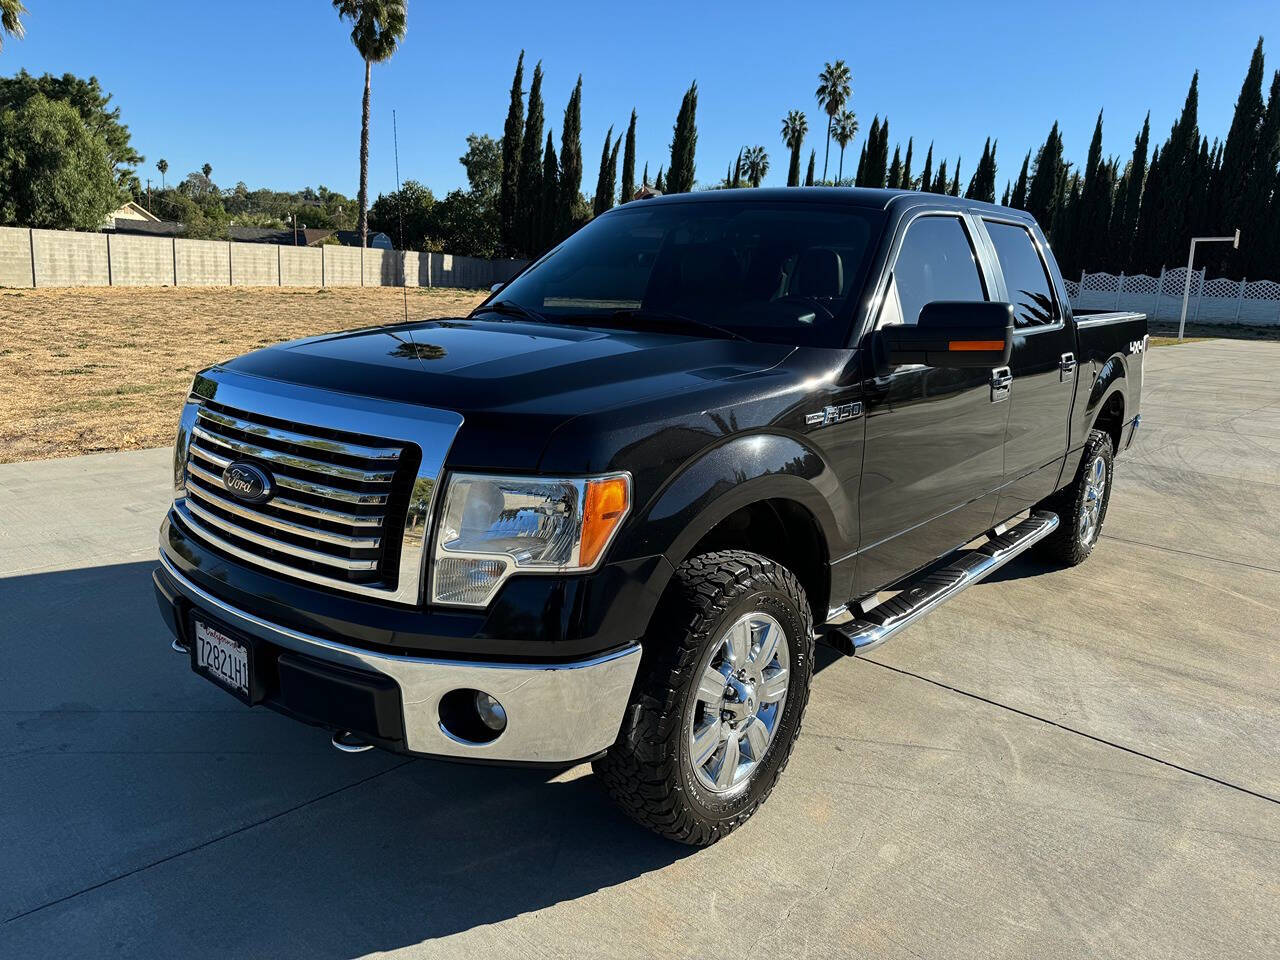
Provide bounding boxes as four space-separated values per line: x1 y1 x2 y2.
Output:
217 316 793 468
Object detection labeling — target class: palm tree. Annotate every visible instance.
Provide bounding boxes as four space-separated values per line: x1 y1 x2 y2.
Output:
156 159 168 190
743 146 770 188
814 59 852 182
201 162 213 181
333 0 407 247
781 110 808 187
0 0 26 51
832 109 859 182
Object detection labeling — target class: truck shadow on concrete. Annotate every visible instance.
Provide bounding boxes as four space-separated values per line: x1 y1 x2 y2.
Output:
1 561 694 958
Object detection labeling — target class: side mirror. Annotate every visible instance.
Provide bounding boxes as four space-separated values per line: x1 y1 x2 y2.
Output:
490 281 505 294
875 301 1014 370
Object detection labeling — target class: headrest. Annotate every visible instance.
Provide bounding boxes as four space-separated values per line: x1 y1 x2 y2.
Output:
790 247 843 298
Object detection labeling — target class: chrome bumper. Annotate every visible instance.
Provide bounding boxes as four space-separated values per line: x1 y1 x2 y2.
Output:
157 551 641 764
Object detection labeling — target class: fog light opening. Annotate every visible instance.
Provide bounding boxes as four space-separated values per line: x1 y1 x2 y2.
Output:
438 688 508 745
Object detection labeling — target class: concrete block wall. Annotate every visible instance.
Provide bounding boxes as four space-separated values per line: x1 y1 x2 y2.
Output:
175 239 231 286
323 245 362 286
0 226 528 292
108 235 175 285
280 246 322 286
0 226 33 288
32 229 109 286
230 242 279 286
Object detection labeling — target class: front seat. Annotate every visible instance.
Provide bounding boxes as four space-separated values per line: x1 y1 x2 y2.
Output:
788 247 844 299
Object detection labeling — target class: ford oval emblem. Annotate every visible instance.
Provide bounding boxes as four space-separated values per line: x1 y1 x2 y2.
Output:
222 461 273 504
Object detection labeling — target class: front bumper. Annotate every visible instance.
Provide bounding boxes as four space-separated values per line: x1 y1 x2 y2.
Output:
155 551 641 764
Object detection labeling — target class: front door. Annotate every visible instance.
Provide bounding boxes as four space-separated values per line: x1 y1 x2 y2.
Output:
978 218 1077 514
856 213 1010 597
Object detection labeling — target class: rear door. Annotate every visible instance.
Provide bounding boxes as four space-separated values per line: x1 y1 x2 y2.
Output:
977 217 1077 514
856 212 1009 596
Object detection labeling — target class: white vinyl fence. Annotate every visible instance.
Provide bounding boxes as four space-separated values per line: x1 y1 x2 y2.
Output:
1066 267 1280 326
0 226 527 291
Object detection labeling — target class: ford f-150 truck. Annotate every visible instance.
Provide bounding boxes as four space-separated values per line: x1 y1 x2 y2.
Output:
154 188 1146 845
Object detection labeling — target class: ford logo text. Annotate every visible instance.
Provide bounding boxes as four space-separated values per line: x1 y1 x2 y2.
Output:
222 461 274 504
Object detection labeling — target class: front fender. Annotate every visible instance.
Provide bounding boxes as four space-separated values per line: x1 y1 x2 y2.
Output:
617 431 853 569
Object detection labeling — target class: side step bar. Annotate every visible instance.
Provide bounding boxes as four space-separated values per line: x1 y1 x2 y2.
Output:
821 510 1059 657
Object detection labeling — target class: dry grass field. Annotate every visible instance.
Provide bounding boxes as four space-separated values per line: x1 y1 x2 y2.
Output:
0 286 484 463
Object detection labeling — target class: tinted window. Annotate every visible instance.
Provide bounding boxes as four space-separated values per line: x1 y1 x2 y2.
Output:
491 201 883 347
882 216 986 327
984 220 1058 328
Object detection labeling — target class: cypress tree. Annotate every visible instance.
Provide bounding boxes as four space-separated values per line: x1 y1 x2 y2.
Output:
875 118 891 187
557 76 583 239
620 109 637 204
853 142 867 186
1154 72 1201 267
804 149 816 186
515 60 545 257
919 142 934 195
901 137 914 190
1246 70 1280 275
1217 37 1266 259
592 126 614 216
606 139 620 209
1132 145 1162 272
538 130 559 254
965 138 996 202
732 149 743 188
1114 113 1149 267
655 166 665 191
856 117 878 186
1057 172 1083 274
887 145 902 189
1001 181 1011 206
1010 150 1030 209
1075 113 1112 266
1027 122 1064 239
949 157 961 196
499 51 525 257
642 162 649 188
932 159 948 194
668 81 699 193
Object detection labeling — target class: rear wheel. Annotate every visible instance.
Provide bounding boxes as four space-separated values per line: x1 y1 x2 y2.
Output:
1036 428 1114 566
593 550 814 846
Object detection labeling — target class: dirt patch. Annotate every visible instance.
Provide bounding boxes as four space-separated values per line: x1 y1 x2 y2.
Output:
0 285 484 463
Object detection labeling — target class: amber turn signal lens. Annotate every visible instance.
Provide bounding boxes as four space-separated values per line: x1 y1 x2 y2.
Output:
949 340 1005 351
579 475 630 567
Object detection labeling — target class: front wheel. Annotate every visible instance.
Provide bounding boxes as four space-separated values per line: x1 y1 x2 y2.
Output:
1036 428 1115 566
593 550 814 846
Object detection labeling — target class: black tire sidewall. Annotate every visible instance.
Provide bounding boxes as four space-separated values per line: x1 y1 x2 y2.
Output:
675 582 812 823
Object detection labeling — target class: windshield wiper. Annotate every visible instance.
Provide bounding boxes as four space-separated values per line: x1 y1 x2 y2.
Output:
588 308 749 342
473 299 547 324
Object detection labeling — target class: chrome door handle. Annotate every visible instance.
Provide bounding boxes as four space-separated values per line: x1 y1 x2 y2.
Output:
990 366 1012 402
1060 353 1077 382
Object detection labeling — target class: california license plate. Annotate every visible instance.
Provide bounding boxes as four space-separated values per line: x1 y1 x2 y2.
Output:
193 620 250 697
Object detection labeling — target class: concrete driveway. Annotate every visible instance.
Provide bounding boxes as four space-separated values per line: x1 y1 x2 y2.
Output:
2 339 1277 958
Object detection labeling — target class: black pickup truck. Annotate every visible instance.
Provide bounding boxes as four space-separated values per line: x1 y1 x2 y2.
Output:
154 188 1146 845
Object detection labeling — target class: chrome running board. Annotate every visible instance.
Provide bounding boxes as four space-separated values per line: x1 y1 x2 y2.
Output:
822 510 1060 656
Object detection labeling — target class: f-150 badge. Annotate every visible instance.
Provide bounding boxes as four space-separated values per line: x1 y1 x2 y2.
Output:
805 402 863 427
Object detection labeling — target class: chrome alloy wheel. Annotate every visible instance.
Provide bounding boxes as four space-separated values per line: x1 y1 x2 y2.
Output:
1079 454 1108 546
687 612 790 794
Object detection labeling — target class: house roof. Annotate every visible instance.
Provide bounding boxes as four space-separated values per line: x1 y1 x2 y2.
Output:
227 226 334 246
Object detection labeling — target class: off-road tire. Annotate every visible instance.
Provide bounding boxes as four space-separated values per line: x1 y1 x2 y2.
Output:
1036 428 1114 567
593 550 815 846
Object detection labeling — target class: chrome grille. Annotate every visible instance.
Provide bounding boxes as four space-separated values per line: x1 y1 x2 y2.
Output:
180 400 414 587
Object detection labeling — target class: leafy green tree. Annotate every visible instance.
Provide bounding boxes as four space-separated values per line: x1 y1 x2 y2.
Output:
332 0 407 247
460 133 502 201
515 60 545 256
538 130 559 253
815 60 851 182
201 162 213 181
156 158 168 189
368 179 435 250
1 0 27 51
558 76 583 237
620 109 637 203
804 149 816 186
0 95 118 229
781 110 808 186
499 51 524 256
668 81 699 193
592 125 615 215
427 188 499 258
742 145 769 187
832 108 858 182
0 71 142 188
1026 121 1065 239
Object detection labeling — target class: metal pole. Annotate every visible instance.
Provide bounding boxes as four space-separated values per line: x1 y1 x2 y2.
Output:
1177 241 1197 342
1115 272 1125 309
1234 278 1246 324
1153 266 1165 321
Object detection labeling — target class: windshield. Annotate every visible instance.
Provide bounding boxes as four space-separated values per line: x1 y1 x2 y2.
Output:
489 200 884 347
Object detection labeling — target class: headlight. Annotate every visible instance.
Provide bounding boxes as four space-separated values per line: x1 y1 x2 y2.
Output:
431 472 631 607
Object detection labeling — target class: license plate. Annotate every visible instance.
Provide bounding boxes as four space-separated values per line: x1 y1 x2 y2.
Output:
193 620 250 697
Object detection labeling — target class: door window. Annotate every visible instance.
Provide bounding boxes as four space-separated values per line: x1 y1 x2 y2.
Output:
879 215 987 328
983 220 1058 328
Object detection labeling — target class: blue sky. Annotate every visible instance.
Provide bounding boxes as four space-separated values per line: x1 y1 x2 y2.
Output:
6 1 1278 201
